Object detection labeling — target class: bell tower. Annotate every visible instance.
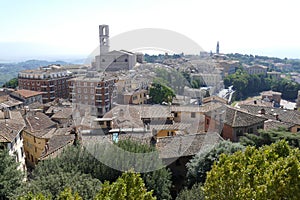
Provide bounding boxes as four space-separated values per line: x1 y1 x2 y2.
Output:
216 41 220 54
99 25 110 55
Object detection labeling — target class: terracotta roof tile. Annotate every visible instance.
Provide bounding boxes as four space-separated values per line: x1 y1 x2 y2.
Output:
12 89 43 98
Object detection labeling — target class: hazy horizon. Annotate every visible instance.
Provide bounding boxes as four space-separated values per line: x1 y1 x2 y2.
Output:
1 0 300 62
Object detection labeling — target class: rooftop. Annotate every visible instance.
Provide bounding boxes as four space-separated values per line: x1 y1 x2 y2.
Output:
156 132 222 159
25 112 57 138
206 105 267 128
12 89 43 98
240 104 300 125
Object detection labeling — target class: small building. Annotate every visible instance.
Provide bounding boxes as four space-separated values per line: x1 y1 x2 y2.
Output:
0 110 26 171
46 106 73 128
261 90 282 106
204 106 267 142
0 95 23 110
39 134 75 160
244 64 268 75
123 89 148 105
22 111 58 168
240 104 300 133
267 71 281 80
10 89 43 105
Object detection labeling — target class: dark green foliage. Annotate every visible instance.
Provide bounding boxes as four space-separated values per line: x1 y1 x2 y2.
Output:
204 140 300 200
2 78 18 88
240 128 300 148
224 69 300 100
0 149 24 199
17 172 100 199
175 183 204 200
26 140 172 200
95 171 156 200
149 82 175 104
186 141 244 186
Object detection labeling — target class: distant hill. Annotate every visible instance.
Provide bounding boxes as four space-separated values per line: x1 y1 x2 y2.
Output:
0 60 71 86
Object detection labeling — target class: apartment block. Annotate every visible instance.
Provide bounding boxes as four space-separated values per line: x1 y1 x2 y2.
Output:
18 65 72 103
68 72 117 117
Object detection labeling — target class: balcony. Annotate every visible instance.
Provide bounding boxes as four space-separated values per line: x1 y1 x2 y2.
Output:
96 99 103 103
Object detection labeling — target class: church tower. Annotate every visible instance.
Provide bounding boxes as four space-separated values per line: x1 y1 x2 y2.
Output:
216 41 220 54
99 25 110 55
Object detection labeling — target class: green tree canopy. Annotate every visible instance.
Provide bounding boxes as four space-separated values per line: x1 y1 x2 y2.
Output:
240 128 300 148
204 140 300 200
175 183 204 200
16 171 101 200
95 171 156 200
0 149 24 199
186 141 244 186
149 81 175 104
28 140 172 200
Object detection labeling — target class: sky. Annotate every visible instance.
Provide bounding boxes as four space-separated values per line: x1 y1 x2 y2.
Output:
1 0 300 61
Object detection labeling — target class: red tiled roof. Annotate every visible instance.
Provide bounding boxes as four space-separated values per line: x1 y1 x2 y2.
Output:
13 89 43 98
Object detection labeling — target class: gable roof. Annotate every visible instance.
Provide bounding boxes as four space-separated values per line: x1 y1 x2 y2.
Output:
0 110 26 143
206 105 267 128
25 112 57 137
40 134 75 160
12 89 43 98
156 132 222 159
239 104 300 125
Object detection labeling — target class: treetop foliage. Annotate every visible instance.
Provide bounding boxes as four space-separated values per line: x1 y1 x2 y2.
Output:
186 140 244 186
204 140 300 200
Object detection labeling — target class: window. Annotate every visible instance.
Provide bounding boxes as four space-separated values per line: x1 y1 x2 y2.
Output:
191 112 196 118
206 118 210 125
21 147 24 158
90 89 94 94
35 147 37 153
84 82 87 86
84 88 87 93
125 59 128 62
99 121 104 125
78 88 81 93
248 128 254 134
236 130 243 137
174 112 178 117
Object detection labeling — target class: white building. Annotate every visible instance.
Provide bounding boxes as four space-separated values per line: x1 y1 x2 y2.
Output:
0 110 26 171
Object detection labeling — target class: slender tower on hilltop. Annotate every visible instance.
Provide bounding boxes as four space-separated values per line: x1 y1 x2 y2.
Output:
216 41 220 54
99 25 110 55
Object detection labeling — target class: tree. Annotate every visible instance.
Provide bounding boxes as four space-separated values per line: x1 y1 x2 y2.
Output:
2 77 18 88
204 140 300 200
95 171 156 200
186 141 244 186
175 183 204 200
0 149 24 199
240 128 300 148
57 188 82 200
30 140 172 200
18 193 51 200
17 172 101 199
149 82 175 104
